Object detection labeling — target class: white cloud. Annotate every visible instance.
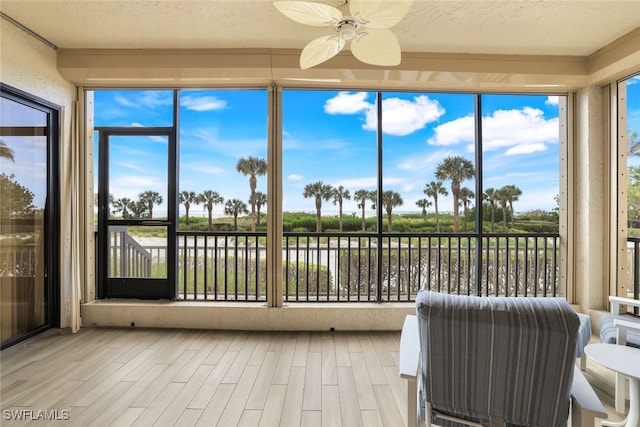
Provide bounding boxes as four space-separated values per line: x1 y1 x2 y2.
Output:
115 91 173 109
138 91 173 108
115 95 138 108
428 107 558 156
288 174 304 181
545 96 559 106
324 92 370 114
627 75 640 85
110 175 165 201
397 149 457 172
182 126 266 157
363 95 445 136
427 114 475 147
324 93 444 136
116 161 147 173
505 142 548 155
181 161 226 176
181 95 227 111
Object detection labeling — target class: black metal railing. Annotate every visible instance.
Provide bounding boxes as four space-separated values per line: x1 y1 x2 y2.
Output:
172 231 562 302
283 233 560 302
177 232 266 301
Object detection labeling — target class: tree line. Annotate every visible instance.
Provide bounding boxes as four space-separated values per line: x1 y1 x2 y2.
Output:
108 156 267 231
302 155 524 233
105 153 534 234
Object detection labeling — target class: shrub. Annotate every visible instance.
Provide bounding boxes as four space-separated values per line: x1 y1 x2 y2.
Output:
283 261 332 295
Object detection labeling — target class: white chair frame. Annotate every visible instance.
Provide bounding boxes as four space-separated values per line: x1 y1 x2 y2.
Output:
608 296 640 413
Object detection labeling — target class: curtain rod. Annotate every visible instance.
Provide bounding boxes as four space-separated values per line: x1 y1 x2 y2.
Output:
1 12 58 51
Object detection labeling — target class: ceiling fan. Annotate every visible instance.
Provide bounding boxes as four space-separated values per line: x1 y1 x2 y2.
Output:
273 0 414 69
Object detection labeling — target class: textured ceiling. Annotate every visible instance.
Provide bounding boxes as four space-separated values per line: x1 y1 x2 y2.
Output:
1 0 639 57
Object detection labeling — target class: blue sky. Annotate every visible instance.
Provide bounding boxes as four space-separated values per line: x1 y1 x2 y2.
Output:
85 81 640 219
628 75 640 168
282 90 561 216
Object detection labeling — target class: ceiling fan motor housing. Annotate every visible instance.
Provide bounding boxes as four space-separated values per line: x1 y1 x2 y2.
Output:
337 18 357 40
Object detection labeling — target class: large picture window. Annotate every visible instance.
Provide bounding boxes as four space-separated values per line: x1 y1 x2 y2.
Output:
90 87 566 303
620 74 640 308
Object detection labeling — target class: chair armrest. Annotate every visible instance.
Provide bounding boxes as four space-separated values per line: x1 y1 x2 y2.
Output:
399 315 420 380
570 366 607 426
613 318 640 331
613 318 640 346
609 296 640 315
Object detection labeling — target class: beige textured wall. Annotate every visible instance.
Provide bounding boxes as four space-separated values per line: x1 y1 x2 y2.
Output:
81 301 415 331
1 21 76 329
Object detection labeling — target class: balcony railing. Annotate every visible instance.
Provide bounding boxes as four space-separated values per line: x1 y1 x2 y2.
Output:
108 226 153 278
0 244 36 277
627 237 640 314
172 231 563 302
177 232 266 301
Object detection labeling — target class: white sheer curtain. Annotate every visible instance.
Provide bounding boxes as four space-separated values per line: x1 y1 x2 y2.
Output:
61 100 83 333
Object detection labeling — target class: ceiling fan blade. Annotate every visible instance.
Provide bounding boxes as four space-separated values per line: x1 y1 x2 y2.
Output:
273 1 343 27
350 0 414 29
300 35 345 69
351 29 401 66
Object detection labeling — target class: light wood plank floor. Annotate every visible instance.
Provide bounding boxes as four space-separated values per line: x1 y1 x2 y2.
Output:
0 328 628 427
1 328 406 426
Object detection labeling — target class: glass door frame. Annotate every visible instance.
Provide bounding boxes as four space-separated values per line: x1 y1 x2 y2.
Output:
96 127 177 299
0 83 60 349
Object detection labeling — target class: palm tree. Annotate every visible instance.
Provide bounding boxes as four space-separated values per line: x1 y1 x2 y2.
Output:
139 190 162 219
496 187 509 231
459 187 474 232
628 131 640 157
369 190 378 210
435 156 475 232
415 198 432 221
0 141 15 162
252 191 267 227
382 190 403 232
108 194 119 217
354 189 372 232
236 156 267 232
424 180 448 232
224 199 248 231
179 191 198 225
130 199 148 219
197 190 224 231
303 181 334 232
332 185 351 232
502 184 522 228
483 188 498 231
113 197 133 219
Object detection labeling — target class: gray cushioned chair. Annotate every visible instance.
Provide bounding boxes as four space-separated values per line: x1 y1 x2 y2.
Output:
400 290 606 427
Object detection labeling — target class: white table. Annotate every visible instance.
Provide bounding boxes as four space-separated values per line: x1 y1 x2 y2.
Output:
585 343 640 427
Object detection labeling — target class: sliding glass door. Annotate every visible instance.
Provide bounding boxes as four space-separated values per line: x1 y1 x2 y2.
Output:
0 84 59 349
